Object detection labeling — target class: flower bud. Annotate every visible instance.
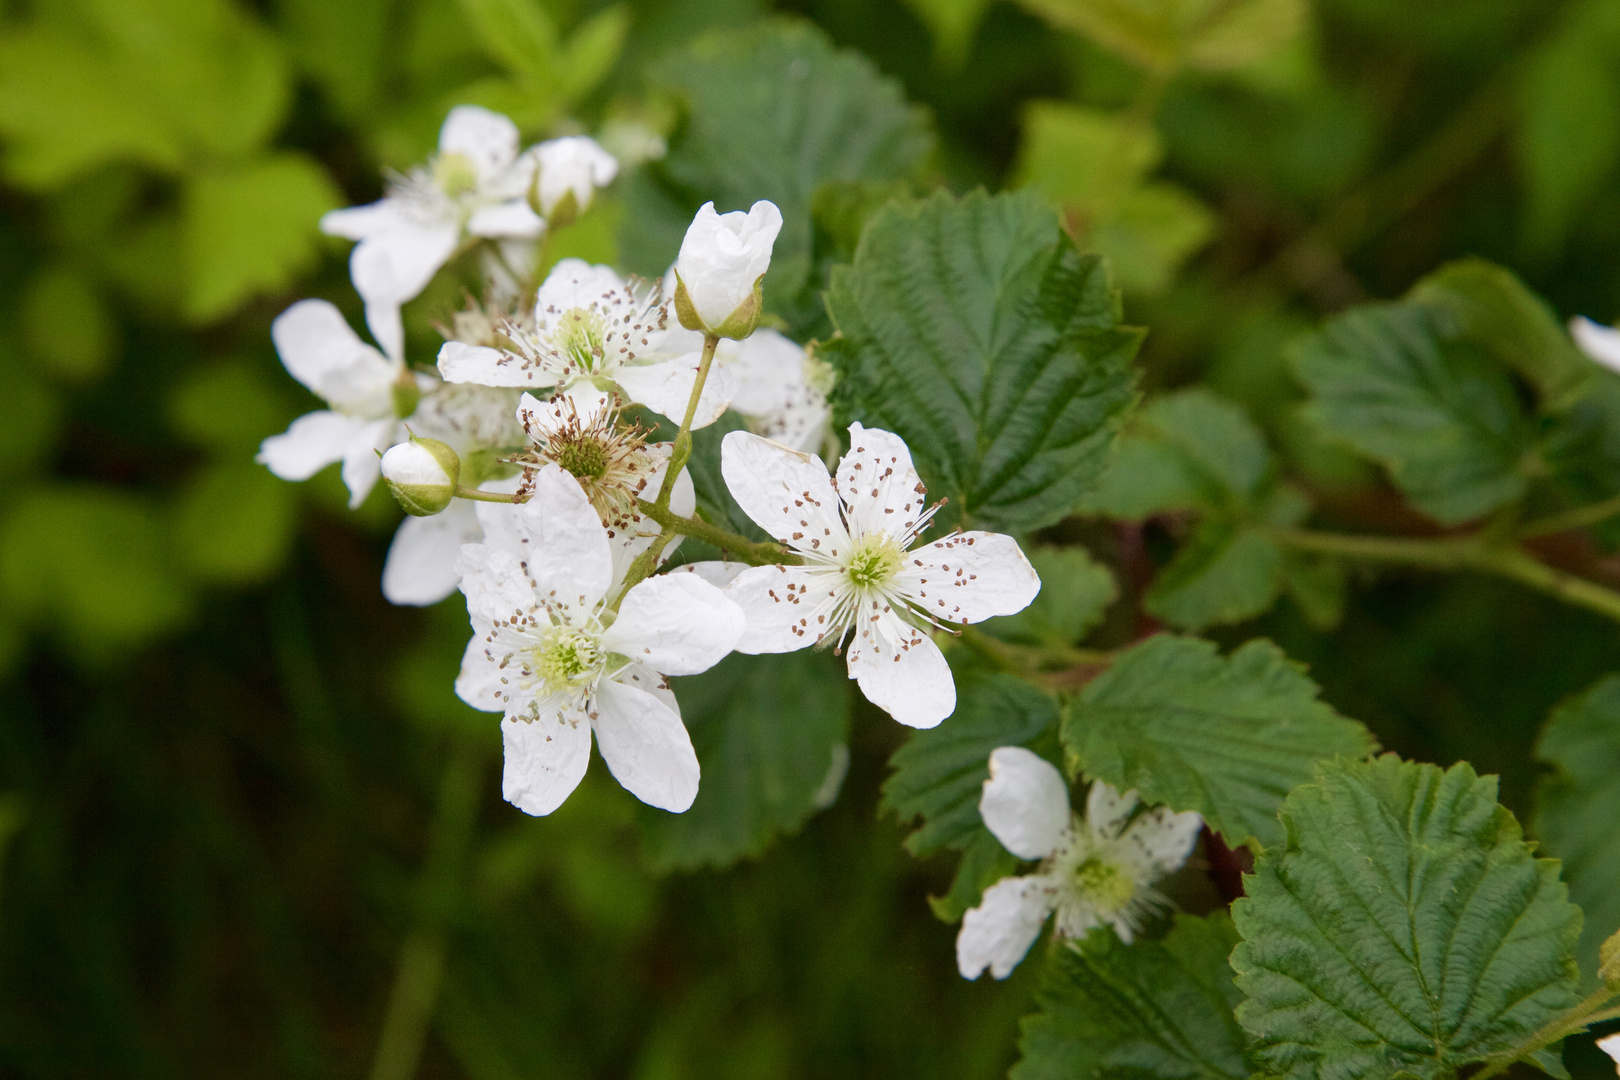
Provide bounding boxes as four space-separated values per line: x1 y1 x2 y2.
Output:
527 136 619 227
381 436 460 516
674 200 782 338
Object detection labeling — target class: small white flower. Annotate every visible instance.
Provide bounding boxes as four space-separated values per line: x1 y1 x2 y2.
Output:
455 464 746 815
257 299 422 509
529 136 618 218
1597 1033 1620 1074
717 424 1039 728
1571 316 1620 374
322 106 544 360
957 748 1203 980
437 259 736 427
675 201 783 334
718 329 832 454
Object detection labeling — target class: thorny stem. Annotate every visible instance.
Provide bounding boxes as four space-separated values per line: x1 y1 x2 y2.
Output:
1469 985 1620 1080
635 501 802 567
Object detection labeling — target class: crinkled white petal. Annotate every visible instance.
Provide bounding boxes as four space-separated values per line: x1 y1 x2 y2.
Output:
720 430 843 547
613 355 738 428
900 531 1041 627
723 564 836 653
455 618 508 712
382 499 483 606
1118 804 1204 878
837 422 929 541
1086 781 1140 841
349 216 460 311
467 199 544 239
341 418 399 508
980 747 1071 860
439 340 557 389
592 675 700 812
514 464 614 613
257 411 369 481
601 573 745 675
439 104 520 182
1571 316 1620 375
846 623 956 729
270 299 396 410
957 874 1056 980
500 710 592 817
455 545 534 624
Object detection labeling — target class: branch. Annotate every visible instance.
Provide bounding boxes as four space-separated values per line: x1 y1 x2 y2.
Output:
635 501 802 567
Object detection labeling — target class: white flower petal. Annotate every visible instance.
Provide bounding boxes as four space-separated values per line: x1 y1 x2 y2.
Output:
438 340 556 389
1119 805 1204 878
613 356 738 428
340 418 399 508
846 623 956 728
532 136 619 215
516 463 614 612
980 747 1071 860
721 328 805 416
270 299 396 410
592 676 700 812
455 619 508 712
601 573 746 674
439 105 520 181
1571 316 1620 375
467 199 544 239
836 422 929 541
366 302 405 366
500 711 592 816
720 429 843 547
723 564 836 653
381 500 483 606
349 216 460 310
321 201 397 240
956 875 1056 980
675 200 783 329
1086 781 1140 841
669 561 749 589
455 545 533 623
900 531 1041 626
257 410 368 481
1595 1033 1620 1071
536 259 628 313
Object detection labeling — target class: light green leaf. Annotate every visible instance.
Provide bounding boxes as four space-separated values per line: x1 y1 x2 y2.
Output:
1408 258 1592 412
182 152 341 322
1280 552 1347 630
1014 102 1163 208
457 0 561 84
21 267 117 384
168 364 293 453
1144 520 1282 629
1292 302 1535 525
173 462 298 585
1093 181 1215 295
1012 913 1251 1080
1063 635 1375 847
277 0 394 120
883 672 1060 857
1534 674 1620 990
558 5 631 102
1076 438 1203 518
899 0 995 68
985 546 1118 648
1015 0 1304 72
1232 756 1584 1080
823 189 1142 533
639 651 850 871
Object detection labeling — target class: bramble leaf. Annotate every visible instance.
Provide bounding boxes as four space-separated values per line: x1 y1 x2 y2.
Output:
1063 635 1375 847
984 545 1117 648
1232 756 1583 1080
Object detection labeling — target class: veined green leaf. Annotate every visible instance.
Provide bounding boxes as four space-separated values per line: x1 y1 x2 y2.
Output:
1143 520 1282 629
823 189 1141 533
1233 756 1583 1080
984 546 1117 648
1063 635 1375 847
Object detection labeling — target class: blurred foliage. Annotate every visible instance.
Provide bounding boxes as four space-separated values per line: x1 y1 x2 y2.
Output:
3 0 1620 1075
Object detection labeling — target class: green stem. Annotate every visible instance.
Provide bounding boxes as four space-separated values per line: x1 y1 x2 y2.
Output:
368 737 484 1080
1518 492 1620 539
1469 985 1620 1080
958 625 1115 683
635 501 801 567
454 485 522 504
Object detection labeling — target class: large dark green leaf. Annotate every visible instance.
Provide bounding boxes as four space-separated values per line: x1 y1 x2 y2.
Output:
1232 757 1583 1080
823 189 1141 532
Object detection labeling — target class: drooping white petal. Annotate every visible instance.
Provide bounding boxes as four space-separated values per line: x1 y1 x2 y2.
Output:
500 711 593 816
455 545 534 624
382 499 483 606
1571 316 1620 375
846 624 956 728
601 572 746 675
1085 781 1140 841
900 531 1041 626
270 299 396 410
1118 805 1204 878
836 422 929 542
720 430 843 548
257 410 369 480
613 355 738 428
980 747 1071 860
438 104 521 181
439 340 554 388
467 200 544 239
956 875 1056 980
723 564 838 653
592 675 700 812
340 418 399 508
455 619 509 712
349 215 460 310
515 463 614 612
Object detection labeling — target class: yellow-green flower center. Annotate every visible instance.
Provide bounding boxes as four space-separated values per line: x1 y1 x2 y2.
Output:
1072 856 1136 916
433 152 479 198
555 437 610 481
534 629 602 693
553 308 608 372
845 534 903 591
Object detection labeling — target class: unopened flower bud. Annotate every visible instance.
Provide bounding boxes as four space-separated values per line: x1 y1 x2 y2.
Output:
674 200 782 338
527 136 619 226
381 436 460 516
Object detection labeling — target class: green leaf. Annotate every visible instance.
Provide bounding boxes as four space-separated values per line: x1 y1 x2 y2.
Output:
1143 520 1282 629
928 828 1024 923
638 651 850 871
1014 102 1163 208
181 152 341 322
1232 756 1584 1080
1292 302 1535 525
898 0 995 68
985 545 1118 647
1534 675 1620 990
20 267 117 384
168 363 293 453
1091 181 1215 296
172 462 298 585
1407 258 1592 412
277 0 394 120
1280 552 1347 631
558 5 631 102
1012 913 1251 1080
883 672 1060 857
457 0 561 84
1015 0 1304 72
823 189 1142 533
1063 635 1375 848
620 21 935 330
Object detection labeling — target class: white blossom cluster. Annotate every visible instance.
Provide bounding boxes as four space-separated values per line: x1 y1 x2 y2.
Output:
258 105 1041 841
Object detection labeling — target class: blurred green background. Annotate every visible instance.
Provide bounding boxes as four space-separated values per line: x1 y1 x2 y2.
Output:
3 0 1620 1075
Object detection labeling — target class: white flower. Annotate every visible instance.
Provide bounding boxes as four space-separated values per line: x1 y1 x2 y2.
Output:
675 201 783 333
322 106 543 360
717 424 1040 728
1597 1033 1620 1074
718 329 832 454
957 748 1203 980
257 299 421 509
1571 316 1620 374
454 464 746 814
382 475 520 607
529 136 618 218
437 259 736 427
